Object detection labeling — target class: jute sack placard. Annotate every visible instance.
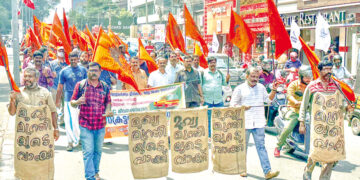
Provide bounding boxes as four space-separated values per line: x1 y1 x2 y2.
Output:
211 107 246 174
14 102 55 180
169 107 208 173
128 111 168 179
310 91 346 163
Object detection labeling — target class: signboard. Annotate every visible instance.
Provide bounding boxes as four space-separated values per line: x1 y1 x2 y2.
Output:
154 24 165 42
137 24 155 41
240 0 269 33
206 0 234 35
105 83 186 139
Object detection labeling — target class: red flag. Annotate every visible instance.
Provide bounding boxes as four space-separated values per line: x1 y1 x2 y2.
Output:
138 38 158 73
33 15 43 44
299 36 355 102
267 0 292 59
184 4 208 56
0 37 20 92
166 12 186 54
50 12 71 64
194 43 208 68
28 27 41 53
229 10 255 53
63 9 71 47
23 0 35 9
93 28 140 93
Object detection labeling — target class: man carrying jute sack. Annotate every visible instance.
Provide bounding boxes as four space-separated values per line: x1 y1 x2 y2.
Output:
299 60 354 180
8 67 60 180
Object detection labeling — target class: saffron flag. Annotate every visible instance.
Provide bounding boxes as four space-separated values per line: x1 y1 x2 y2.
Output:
267 0 292 59
50 12 71 64
23 0 35 9
28 27 41 53
84 25 95 50
71 25 88 52
166 12 186 54
93 28 140 93
138 38 158 73
63 8 72 47
184 4 208 56
33 15 43 44
0 36 20 92
194 43 208 68
21 29 30 48
40 22 52 45
299 37 355 102
229 10 255 53
108 28 129 55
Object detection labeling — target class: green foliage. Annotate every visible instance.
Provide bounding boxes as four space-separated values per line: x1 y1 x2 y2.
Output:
0 1 11 34
68 0 133 35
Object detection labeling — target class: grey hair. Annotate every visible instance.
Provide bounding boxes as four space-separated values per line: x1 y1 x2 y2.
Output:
24 67 40 78
245 66 260 76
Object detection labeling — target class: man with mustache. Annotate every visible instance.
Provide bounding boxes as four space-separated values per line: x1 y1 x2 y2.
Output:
175 55 203 108
166 51 184 84
70 62 113 180
8 67 59 180
274 65 313 157
123 57 148 90
56 50 88 151
31 50 55 90
148 56 171 88
230 67 280 179
299 60 354 180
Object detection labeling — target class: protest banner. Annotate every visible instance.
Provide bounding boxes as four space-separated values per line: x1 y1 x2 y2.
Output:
170 107 208 173
310 91 346 163
105 83 186 139
211 107 246 174
128 111 169 179
14 103 55 180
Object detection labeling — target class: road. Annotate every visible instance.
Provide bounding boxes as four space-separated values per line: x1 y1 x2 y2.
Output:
0 54 360 180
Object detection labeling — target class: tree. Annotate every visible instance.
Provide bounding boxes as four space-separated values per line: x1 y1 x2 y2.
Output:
68 0 133 36
0 1 11 34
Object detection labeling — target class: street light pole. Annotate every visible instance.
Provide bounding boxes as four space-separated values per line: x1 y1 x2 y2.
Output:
11 0 20 85
146 0 148 24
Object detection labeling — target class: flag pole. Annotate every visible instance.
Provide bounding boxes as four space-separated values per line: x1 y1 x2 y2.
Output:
1 56 14 91
227 54 230 74
270 35 276 81
332 76 353 105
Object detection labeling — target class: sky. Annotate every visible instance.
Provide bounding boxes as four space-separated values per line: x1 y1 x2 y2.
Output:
44 0 72 23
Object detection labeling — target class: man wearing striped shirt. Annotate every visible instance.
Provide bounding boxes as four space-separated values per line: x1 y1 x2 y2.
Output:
230 67 280 179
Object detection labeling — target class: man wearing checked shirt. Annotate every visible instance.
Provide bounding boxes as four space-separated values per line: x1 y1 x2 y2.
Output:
230 67 280 179
201 57 230 137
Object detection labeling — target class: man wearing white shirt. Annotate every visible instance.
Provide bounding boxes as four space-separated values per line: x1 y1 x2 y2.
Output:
148 57 171 88
230 67 280 180
166 52 184 84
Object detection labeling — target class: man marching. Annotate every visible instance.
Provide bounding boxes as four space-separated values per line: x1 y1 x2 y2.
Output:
299 60 354 180
230 67 280 179
71 62 113 180
8 67 59 180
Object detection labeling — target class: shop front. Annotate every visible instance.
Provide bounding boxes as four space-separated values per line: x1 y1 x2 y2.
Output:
281 5 360 74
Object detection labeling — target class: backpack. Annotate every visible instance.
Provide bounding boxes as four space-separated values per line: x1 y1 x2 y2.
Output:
76 79 110 100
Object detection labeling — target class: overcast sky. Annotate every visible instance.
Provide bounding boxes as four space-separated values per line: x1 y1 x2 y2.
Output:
44 0 72 23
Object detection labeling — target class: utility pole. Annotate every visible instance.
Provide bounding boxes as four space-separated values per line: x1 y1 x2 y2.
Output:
145 0 148 24
11 0 20 85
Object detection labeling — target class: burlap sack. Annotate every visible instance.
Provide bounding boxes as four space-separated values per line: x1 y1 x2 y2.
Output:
14 102 55 180
310 91 346 163
211 107 246 174
128 111 168 179
169 107 208 173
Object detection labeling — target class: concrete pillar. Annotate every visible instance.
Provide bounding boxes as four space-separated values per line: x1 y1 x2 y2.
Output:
351 33 358 75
